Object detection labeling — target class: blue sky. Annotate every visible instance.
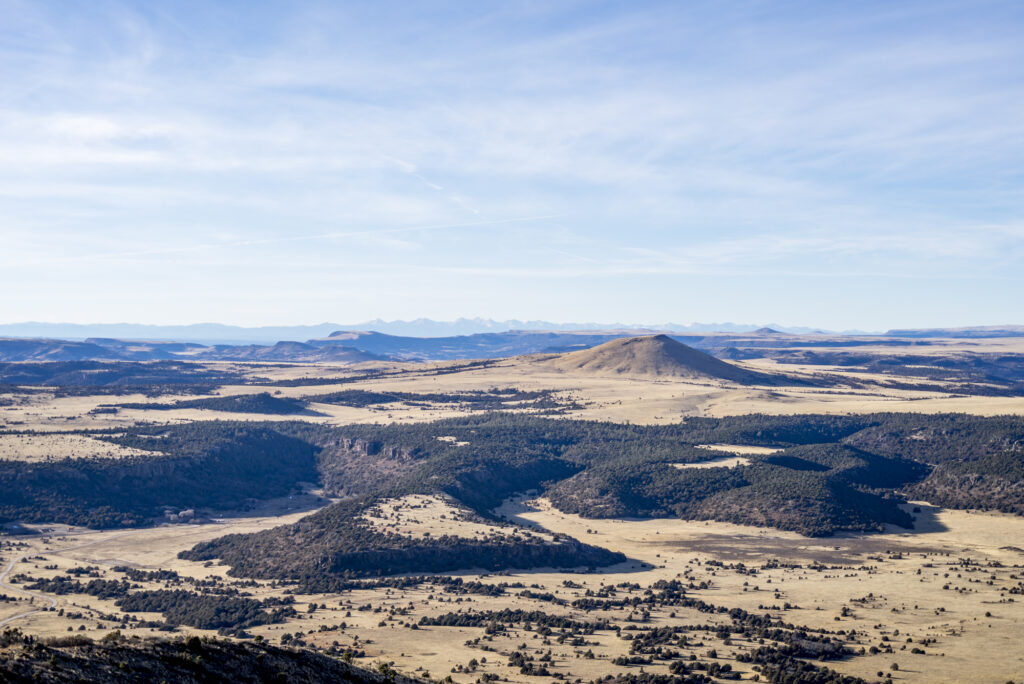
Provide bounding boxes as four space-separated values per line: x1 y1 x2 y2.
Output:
1 0 1022 330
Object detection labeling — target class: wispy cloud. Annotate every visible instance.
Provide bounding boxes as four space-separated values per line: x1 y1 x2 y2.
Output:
3 214 562 267
1 0 1021 326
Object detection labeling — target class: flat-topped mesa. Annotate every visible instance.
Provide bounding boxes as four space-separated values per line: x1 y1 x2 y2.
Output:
538 334 768 383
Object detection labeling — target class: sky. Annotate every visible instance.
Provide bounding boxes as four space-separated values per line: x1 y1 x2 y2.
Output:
1 1 1022 331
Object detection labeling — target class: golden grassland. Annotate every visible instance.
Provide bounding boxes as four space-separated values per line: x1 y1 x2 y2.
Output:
2 338 1024 680
3 342 1024 450
2 495 1023 683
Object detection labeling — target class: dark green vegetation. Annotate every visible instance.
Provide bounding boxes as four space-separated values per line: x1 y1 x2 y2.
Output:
180 497 624 590
115 591 297 632
0 628 419 683
117 391 317 415
306 387 574 412
0 424 319 527
106 385 575 415
3 412 1024 580
181 412 1021 582
547 443 923 535
844 413 1024 515
720 349 1024 397
17 566 295 635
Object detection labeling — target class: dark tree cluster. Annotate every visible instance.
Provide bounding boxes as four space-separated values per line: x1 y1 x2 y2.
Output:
118 392 315 415
5 411 1024 578
180 495 625 589
114 590 297 633
0 628 419 683
0 423 320 527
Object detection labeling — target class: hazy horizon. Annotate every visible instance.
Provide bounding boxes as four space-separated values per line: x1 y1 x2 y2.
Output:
3 316 1023 342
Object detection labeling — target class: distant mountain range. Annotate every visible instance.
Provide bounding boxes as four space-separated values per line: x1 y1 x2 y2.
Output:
3 323 1021 365
0 319 830 344
0 331 649 363
883 325 1024 338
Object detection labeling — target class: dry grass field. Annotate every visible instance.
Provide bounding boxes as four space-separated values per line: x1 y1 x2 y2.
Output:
0 433 153 462
2 495 1023 682
3 336 1024 681
362 495 558 544
4 336 1024 439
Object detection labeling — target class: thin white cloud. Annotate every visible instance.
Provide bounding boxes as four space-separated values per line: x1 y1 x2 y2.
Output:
1 1 1021 326
2 214 563 266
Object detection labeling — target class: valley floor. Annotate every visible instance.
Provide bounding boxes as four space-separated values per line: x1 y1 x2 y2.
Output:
2 496 1023 683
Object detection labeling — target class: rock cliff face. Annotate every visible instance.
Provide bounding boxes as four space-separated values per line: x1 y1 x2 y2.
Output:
316 438 420 497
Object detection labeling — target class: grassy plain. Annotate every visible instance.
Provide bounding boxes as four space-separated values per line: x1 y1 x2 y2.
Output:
2 495 1023 682
2 336 1024 681
3 336 1024 445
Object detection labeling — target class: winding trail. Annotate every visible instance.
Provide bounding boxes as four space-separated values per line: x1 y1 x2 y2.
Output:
0 530 135 628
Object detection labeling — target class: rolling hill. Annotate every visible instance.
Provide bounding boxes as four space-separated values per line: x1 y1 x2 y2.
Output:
537 334 772 383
